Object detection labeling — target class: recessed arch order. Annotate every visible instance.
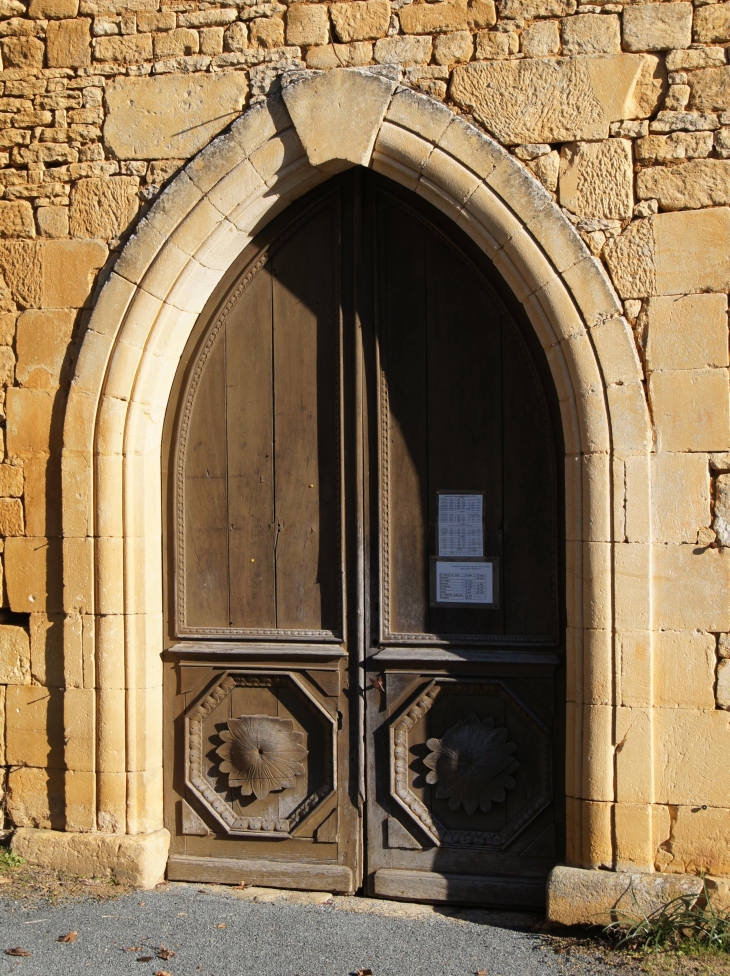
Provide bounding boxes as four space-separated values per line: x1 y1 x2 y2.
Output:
59 65 653 884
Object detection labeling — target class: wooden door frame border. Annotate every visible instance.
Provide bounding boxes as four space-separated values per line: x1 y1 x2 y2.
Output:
46 67 653 897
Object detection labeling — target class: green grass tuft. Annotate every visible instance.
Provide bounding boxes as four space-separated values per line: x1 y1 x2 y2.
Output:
604 881 730 954
0 849 25 869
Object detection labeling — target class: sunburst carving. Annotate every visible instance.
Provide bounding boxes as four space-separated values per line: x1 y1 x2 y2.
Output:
216 715 307 801
424 713 519 815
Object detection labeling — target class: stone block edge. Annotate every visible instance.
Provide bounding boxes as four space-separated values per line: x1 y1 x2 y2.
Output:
10 826 170 890
546 865 730 926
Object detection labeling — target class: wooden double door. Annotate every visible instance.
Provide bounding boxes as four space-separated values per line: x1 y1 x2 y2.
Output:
163 169 564 907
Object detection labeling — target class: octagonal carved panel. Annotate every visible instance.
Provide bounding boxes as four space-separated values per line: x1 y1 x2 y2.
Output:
389 678 551 848
185 670 336 837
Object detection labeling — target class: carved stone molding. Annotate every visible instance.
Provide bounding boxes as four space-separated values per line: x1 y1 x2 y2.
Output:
424 713 519 815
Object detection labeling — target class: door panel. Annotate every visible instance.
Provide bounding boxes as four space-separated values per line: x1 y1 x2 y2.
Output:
270 206 342 633
163 170 563 905
165 185 359 892
501 312 559 638
377 189 557 644
365 181 563 906
183 333 228 628
176 197 343 638
378 197 506 641
226 262 275 630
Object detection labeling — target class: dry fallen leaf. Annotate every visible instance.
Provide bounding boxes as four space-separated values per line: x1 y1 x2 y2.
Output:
476 970 488 975
216 923 226 929
157 948 175 960
58 932 78 943
5 947 31 957
154 971 172 976
137 956 154 963
356 969 373 975
125 946 142 952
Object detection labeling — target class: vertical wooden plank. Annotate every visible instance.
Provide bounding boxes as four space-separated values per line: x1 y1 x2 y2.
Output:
271 201 341 633
277 684 323 818
424 231 504 637
501 321 557 637
226 263 276 630
377 196 430 636
184 334 229 628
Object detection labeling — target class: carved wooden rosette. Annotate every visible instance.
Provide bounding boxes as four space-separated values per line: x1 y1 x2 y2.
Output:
217 715 307 800
424 713 519 814
389 679 551 848
185 671 337 838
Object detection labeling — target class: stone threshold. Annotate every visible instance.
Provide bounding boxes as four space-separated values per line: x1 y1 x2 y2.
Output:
547 865 730 926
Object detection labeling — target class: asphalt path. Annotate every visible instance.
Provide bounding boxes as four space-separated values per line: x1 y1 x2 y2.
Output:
0 882 633 976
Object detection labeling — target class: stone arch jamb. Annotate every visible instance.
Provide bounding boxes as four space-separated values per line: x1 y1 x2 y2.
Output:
47 67 653 888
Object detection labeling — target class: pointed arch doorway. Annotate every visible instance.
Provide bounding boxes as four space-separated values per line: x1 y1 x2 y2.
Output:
163 167 564 908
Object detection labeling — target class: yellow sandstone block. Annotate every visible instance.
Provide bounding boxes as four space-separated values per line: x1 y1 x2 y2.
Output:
654 543 730 631
330 0 390 42
6 767 64 828
286 3 330 46
0 624 30 685
650 368 730 452
6 388 58 457
655 709 730 806
15 309 77 390
0 498 24 536
653 631 716 708
400 0 495 35
29 0 79 17
6 684 64 768
29 612 64 688
249 16 284 49
0 464 23 498
5 537 63 614
41 240 107 309
46 18 91 68
644 294 728 371
651 453 711 544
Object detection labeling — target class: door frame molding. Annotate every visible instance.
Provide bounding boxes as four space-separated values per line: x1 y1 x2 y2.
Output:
56 67 653 885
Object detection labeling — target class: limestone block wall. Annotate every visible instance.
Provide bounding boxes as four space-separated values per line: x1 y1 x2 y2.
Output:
0 0 725 882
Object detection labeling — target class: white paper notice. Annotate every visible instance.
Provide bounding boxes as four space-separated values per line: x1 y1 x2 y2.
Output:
438 493 483 557
435 560 493 605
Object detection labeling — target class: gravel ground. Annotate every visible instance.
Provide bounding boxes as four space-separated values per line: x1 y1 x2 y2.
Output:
0 881 642 976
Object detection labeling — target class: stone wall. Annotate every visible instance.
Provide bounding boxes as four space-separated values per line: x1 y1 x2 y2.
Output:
0 0 727 884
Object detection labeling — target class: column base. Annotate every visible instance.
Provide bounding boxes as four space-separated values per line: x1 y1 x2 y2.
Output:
10 827 170 890
547 865 711 926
